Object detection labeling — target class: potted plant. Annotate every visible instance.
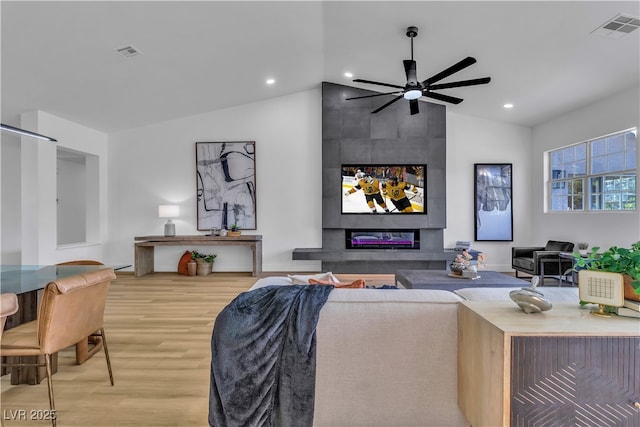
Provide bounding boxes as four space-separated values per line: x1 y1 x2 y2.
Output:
191 250 217 276
577 242 589 255
573 241 640 301
227 223 241 237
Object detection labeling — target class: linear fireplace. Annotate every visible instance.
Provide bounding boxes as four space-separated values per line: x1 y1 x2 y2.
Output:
345 229 420 250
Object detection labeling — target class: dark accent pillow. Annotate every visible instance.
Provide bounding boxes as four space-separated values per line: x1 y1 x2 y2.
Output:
177 251 193 275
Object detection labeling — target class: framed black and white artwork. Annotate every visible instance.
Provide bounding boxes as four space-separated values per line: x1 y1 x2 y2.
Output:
474 163 513 241
196 141 256 231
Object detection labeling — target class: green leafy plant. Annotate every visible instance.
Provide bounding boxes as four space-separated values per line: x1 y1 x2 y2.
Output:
230 223 239 232
573 241 640 295
191 250 217 264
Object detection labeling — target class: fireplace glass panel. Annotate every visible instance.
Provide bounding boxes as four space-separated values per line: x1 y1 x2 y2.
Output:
345 229 420 250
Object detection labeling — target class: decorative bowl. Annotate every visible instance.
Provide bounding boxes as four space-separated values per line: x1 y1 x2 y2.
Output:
509 288 552 314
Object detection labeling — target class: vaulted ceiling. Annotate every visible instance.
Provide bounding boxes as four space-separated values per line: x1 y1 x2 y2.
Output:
2 1 638 133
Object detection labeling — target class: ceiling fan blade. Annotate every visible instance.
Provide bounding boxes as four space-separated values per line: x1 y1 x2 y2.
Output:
354 78 405 90
345 91 403 100
409 99 419 115
371 95 404 114
403 60 418 86
423 91 464 105
421 56 477 86
429 77 491 91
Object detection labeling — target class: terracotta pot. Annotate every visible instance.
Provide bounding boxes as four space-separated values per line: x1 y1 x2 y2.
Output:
623 274 640 302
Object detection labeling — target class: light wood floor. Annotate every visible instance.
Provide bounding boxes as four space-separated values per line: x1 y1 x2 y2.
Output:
0 272 395 427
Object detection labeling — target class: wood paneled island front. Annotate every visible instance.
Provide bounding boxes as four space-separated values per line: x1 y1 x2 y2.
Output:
134 235 262 277
457 301 640 426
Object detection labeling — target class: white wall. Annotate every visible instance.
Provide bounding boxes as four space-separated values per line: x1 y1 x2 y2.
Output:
446 112 532 271
531 85 640 251
57 155 87 245
1 133 22 264
0 111 109 265
107 89 323 272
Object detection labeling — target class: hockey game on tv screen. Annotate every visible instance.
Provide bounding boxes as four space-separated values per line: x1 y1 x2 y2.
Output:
341 165 426 214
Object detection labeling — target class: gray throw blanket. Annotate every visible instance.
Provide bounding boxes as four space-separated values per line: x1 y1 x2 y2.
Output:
209 284 333 427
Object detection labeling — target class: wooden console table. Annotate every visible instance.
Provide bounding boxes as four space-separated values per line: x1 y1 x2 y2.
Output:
458 301 640 426
134 235 262 277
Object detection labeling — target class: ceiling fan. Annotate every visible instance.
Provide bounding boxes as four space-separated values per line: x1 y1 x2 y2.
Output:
346 26 491 115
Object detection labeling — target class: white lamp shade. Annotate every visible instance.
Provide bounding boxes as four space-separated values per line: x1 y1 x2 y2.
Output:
158 205 180 218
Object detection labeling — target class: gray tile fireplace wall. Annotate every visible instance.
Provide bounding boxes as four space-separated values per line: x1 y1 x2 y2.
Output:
292 82 451 273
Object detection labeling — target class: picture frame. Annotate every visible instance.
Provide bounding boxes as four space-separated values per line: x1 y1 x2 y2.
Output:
196 141 256 231
474 163 513 241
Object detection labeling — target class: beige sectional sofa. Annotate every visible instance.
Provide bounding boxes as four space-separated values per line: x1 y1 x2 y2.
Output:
246 276 579 427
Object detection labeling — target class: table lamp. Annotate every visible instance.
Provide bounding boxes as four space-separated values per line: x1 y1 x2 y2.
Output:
158 205 180 237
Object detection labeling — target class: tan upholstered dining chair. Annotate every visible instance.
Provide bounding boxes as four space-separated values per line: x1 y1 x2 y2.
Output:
0 268 116 427
56 260 106 364
1 293 19 337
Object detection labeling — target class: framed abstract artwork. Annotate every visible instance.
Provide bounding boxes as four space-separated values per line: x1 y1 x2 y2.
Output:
474 163 513 241
196 141 256 231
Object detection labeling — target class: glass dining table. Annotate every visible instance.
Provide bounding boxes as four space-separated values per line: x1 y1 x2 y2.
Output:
1 264 128 384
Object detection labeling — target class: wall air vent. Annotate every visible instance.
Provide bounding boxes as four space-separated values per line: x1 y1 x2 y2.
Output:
115 45 143 58
591 13 640 39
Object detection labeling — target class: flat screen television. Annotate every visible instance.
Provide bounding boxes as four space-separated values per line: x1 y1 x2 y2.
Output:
341 164 426 214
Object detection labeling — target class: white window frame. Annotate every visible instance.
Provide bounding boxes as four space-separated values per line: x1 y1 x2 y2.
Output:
548 128 637 212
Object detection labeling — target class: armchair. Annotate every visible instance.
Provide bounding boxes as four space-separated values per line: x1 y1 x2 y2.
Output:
512 240 575 286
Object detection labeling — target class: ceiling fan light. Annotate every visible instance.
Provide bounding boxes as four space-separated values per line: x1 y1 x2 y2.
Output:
403 90 422 100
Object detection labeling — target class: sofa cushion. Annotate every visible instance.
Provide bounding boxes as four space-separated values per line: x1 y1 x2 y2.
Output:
327 288 464 303
288 272 339 285
314 288 466 426
545 240 574 252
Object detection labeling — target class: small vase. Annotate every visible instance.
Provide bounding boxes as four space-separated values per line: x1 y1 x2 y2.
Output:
187 260 197 276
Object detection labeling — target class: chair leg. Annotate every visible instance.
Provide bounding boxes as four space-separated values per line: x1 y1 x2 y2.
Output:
99 328 114 386
44 354 57 427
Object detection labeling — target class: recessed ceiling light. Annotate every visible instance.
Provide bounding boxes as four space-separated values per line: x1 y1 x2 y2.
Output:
503 103 514 109
266 78 276 85
344 72 353 78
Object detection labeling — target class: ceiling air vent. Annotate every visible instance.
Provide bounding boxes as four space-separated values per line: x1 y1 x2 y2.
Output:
115 45 143 58
591 13 640 39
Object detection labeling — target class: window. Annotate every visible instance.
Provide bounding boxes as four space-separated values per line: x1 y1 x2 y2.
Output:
549 128 637 211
